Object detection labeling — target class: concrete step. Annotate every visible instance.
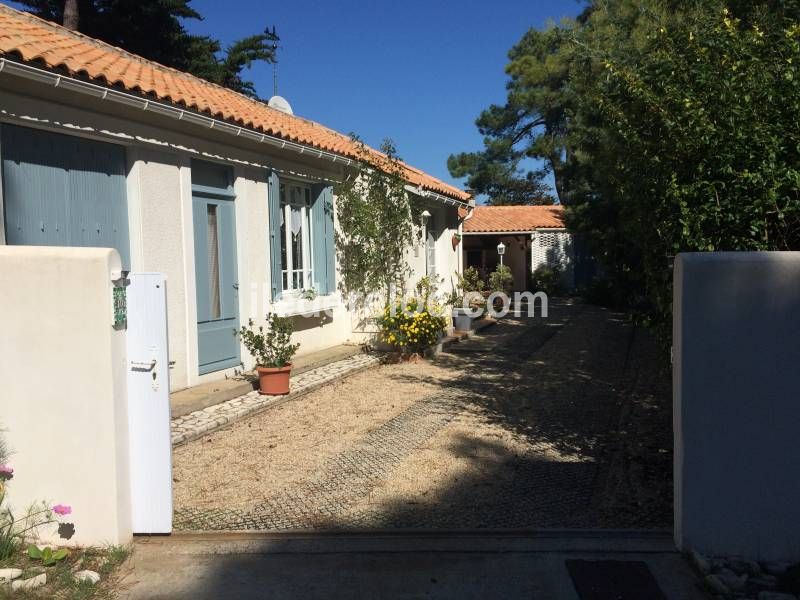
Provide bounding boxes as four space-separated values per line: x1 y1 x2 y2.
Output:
135 529 676 556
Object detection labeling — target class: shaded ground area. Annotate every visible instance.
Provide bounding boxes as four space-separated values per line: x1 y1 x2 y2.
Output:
124 533 705 600
173 299 672 530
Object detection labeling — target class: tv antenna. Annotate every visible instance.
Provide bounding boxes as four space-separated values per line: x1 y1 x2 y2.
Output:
268 25 280 96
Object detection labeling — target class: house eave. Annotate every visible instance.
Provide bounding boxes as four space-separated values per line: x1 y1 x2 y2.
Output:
0 57 353 166
461 228 567 236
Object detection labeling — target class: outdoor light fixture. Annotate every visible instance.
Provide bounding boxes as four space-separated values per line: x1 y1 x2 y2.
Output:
497 241 506 267
421 210 433 270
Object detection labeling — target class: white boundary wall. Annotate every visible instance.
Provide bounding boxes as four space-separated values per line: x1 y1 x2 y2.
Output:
0 246 132 547
673 252 800 561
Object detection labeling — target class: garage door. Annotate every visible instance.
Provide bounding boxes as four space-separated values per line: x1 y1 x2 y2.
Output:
1 124 130 267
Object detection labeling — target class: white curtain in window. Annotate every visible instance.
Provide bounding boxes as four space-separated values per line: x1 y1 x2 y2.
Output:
207 205 221 319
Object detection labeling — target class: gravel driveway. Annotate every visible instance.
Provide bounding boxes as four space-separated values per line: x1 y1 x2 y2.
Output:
173 299 672 530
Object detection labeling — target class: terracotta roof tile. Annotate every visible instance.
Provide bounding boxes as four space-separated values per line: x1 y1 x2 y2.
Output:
463 205 565 233
0 4 469 202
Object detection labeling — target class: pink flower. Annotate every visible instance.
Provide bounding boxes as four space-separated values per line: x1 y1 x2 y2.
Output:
52 504 72 516
0 464 12 479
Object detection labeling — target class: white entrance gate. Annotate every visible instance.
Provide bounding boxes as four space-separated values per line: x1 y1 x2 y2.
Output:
126 273 173 534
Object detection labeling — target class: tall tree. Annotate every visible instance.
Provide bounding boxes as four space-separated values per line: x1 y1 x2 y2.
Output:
455 0 800 341
61 0 77 29
447 16 589 205
16 0 278 98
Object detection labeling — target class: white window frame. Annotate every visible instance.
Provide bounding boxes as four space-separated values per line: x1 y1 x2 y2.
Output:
280 181 314 295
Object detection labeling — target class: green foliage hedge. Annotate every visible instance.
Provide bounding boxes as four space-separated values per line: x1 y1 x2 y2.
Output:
451 0 800 341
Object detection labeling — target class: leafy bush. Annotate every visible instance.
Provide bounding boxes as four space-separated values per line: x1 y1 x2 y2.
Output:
448 268 487 309
529 265 563 296
239 313 300 368
377 297 447 355
488 264 514 294
458 267 485 293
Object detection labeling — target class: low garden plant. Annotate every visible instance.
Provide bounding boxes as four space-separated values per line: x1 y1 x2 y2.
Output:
377 297 447 355
1 465 73 563
0 431 128 598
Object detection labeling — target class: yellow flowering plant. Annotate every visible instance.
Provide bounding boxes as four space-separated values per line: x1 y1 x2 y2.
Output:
377 297 447 355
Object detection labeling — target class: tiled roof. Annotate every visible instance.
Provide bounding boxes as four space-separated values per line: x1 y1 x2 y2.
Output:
0 5 469 202
462 205 565 233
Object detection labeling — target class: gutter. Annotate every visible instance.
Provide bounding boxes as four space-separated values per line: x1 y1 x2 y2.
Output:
461 228 567 236
404 184 471 209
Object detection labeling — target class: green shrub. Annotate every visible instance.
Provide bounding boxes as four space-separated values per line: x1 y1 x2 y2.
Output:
458 267 485 292
449 268 487 309
488 264 514 294
377 297 447 355
529 265 563 296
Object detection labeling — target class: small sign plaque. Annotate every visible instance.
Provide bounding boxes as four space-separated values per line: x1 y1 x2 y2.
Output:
113 286 127 329
111 271 130 330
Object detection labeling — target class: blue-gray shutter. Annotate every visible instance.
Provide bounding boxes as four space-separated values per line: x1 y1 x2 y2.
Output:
311 183 336 294
217 201 238 320
192 199 210 322
1 124 130 267
311 183 327 292
267 170 283 301
323 186 336 294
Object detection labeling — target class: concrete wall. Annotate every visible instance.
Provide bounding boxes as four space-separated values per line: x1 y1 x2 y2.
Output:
0 246 131 547
0 81 465 391
673 252 800 561
531 229 575 289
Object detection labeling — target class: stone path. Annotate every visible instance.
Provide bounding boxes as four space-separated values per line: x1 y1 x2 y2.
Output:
174 391 461 530
172 300 674 531
171 352 381 447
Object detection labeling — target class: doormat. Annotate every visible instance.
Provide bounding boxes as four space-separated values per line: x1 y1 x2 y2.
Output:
565 560 668 600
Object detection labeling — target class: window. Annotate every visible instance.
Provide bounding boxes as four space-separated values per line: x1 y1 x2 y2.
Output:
279 182 313 292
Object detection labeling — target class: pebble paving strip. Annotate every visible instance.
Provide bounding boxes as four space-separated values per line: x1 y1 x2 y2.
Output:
173 390 461 530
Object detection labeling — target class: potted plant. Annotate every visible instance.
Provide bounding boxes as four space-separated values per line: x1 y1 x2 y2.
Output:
451 267 486 331
451 232 461 250
239 313 300 395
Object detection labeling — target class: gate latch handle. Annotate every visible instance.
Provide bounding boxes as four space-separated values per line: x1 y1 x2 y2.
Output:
131 359 156 371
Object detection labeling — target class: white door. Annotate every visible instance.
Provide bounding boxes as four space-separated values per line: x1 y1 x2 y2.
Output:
126 273 173 534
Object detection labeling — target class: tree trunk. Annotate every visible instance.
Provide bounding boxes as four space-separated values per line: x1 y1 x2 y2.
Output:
62 0 79 30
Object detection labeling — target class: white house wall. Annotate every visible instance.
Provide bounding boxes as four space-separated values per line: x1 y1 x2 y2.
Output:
0 81 463 391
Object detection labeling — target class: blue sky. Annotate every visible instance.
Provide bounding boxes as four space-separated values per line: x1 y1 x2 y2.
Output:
6 0 585 193
184 0 585 194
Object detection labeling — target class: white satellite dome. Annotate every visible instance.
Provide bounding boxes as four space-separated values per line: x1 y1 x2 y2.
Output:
267 95 293 115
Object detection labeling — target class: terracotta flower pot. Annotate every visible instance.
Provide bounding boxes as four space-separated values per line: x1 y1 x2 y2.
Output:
256 364 292 395
452 234 461 250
